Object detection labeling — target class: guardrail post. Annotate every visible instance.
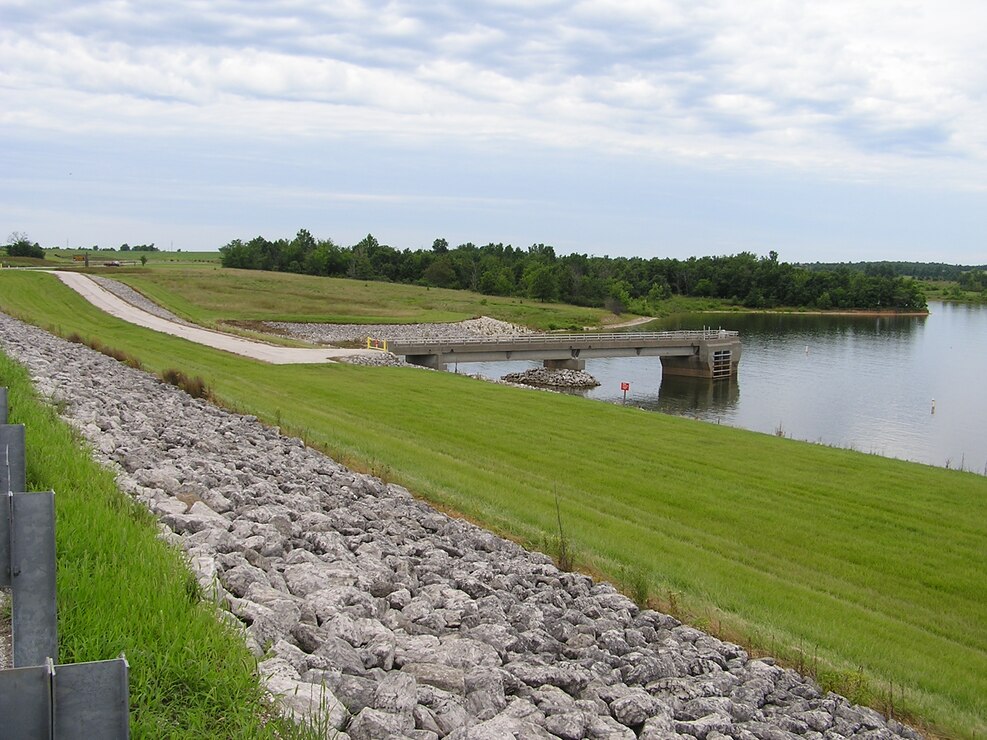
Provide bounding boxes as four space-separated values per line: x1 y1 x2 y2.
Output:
0 388 129 734
1 422 27 494
0 661 52 737
1 423 27 587
9 490 58 666
0 656 130 738
53 656 131 738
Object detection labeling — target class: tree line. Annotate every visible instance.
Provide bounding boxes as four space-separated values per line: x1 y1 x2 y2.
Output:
219 230 928 312
802 260 987 282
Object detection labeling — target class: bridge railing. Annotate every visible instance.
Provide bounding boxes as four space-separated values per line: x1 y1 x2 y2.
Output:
387 329 739 348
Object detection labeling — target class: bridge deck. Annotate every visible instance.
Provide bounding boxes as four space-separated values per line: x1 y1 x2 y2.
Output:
385 330 741 378
387 329 738 354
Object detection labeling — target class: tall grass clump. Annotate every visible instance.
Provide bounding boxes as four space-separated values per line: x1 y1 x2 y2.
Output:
161 368 211 399
0 350 309 738
65 331 143 369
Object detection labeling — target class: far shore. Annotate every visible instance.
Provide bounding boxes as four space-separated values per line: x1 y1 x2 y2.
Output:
657 307 931 318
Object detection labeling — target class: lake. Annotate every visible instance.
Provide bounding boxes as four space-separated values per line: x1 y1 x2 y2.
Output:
463 301 987 472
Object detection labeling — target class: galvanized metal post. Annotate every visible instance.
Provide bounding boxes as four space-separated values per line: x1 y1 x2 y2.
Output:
0 423 26 493
53 656 131 738
0 656 130 738
10 490 58 666
0 660 53 737
0 424 27 587
0 423 27 590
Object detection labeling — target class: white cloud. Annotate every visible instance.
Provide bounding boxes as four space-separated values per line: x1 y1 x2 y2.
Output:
3 0 983 156
2 0 987 231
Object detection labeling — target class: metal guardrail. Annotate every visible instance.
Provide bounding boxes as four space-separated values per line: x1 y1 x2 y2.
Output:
1 388 130 738
386 329 739 348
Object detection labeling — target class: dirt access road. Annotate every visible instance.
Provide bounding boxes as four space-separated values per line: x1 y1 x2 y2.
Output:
52 271 375 365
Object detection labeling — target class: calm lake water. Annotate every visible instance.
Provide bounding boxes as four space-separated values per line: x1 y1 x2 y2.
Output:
464 301 987 472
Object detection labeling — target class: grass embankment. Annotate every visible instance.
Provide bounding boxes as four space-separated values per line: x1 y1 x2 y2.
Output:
96 266 635 331
0 342 312 737
920 280 987 305
99 265 895 325
1 271 985 737
46 249 222 267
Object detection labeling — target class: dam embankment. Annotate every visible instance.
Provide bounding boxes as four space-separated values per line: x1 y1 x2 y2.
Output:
0 312 919 740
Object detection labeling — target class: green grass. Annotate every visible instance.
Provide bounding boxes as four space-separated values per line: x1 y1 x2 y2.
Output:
94 265 629 331
1 270 985 737
0 345 316 738
0 255 53 267
46 249 222 266
920 280 987 305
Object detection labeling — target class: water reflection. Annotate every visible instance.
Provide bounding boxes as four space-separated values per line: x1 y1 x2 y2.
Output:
648 375 740 416
465 302 984 470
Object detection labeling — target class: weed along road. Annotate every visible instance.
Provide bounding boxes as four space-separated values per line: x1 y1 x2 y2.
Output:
52 271 374 364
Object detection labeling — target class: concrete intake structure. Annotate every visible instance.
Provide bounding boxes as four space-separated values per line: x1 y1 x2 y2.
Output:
386 330 741 379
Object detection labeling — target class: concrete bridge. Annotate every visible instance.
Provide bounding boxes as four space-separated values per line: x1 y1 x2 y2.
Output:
386 329 741 379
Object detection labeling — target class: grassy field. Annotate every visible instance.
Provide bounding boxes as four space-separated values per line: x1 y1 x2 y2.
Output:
99 265 627 330
45 248 222 266
920 280 987 305
0 345 313 737
1 270 985 737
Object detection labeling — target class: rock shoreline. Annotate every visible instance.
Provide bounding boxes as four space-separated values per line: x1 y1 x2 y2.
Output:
0 312 919 740
267 316 532 345
501 368 601 389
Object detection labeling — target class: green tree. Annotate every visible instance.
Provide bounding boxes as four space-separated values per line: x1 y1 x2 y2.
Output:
423 256 458 288
478 267 514 296
526 264 558 302
6 232 44 259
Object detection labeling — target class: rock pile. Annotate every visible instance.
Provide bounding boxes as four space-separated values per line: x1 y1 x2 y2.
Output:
0 312 919 740
90 276 195 326
501 368 601 389
266 316 532 346
339 352 411 368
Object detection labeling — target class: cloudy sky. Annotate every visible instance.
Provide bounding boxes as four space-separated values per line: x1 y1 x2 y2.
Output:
2 0 985 263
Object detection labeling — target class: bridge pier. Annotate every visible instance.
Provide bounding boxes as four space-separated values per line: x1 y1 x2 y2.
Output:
543 358 586 371
660 338 741 379
405 354 442 369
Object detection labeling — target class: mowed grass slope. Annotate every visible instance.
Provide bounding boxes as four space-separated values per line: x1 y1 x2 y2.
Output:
47 248 222 266
2 270 985 737
102 266 626 330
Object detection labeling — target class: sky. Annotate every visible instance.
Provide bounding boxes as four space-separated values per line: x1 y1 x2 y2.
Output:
1 0 985 264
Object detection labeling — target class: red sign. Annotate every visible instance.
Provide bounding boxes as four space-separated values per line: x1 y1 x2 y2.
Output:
620 382 630 391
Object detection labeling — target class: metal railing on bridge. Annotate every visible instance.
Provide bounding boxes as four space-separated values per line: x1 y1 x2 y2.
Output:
386 328 739 348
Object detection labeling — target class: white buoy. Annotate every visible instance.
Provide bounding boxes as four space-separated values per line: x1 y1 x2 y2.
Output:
931 398 936 414
805 345 809 354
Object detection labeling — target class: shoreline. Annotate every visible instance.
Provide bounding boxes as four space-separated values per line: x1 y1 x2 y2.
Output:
680 307 930 318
